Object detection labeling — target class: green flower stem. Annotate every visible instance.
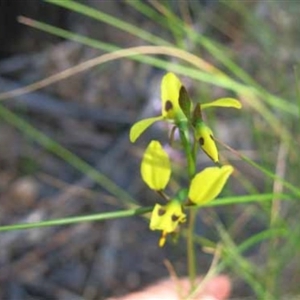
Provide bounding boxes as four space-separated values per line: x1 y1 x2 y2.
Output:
0 207 152 232
178 122 195 179
192 137 198 167
178 121 197 287
187 209 197 287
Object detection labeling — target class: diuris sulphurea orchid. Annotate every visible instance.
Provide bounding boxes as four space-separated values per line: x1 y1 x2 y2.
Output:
130 72 186 143
130 72 240 246
141 140 234 246
130 72 241 163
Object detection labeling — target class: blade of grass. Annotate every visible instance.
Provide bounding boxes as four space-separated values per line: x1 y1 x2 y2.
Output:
4 17 297 170
44 1 298 117
238 228 288 254
193 228 288 283
16 15 298 138
203 192 291 207
191 226 288 299
0 103 137 207
294 66 300 119
221 0 275 54
3 19 298 199
16 15 298 150
17 17 211 81
0 21 294 154
144 0 296 113
0 206 152 232
0 193 288 233
2 18 298 180
44 0 172 47
215 219 269 299
0 21 296 182
0 29 223 100
266 140 289 294
217 139 300 197
126 0 182 36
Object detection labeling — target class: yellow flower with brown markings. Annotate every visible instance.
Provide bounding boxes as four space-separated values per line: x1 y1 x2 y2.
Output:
142 140 234 246
130 72 185 143
130 72 241 163
150 200 186 247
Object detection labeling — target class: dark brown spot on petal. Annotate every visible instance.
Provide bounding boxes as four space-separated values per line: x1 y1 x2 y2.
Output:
158 208 166 216
165 100 173 112
186 199 195 206
199 137 205 146
171 214 179 222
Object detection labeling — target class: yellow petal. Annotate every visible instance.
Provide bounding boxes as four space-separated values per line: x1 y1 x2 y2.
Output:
150 201 186 233
129 116 163 143
141 140 171 191
159 231 167 247
188 165 234 205
195 122 219 163
201 98 242 109
161 72 182 119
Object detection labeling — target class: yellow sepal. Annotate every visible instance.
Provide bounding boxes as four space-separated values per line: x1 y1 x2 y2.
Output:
141 140 171 191
188 165 234 205
130 116 163 143
195 122 219 163
201 98 242 109
161 72 182 119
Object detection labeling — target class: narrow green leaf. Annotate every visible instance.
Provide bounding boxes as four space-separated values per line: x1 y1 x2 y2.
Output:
0 207 152 232
192 103 202 126
0 104 137 206
201 193 291 207
178 86 192 121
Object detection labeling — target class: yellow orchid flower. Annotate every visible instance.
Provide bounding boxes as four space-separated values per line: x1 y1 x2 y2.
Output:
130 72 186 143
130 72 241 164
192 99 240 164
141 140 171 191
150 199 186 247
194 121 219 163
188 165 234 205
149 165 233 246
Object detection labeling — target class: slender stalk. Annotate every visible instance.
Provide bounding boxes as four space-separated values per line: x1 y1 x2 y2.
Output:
187 209 197 287
0 207 152 232
178 121 197 287
265 141 288 298
178 122 195 179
